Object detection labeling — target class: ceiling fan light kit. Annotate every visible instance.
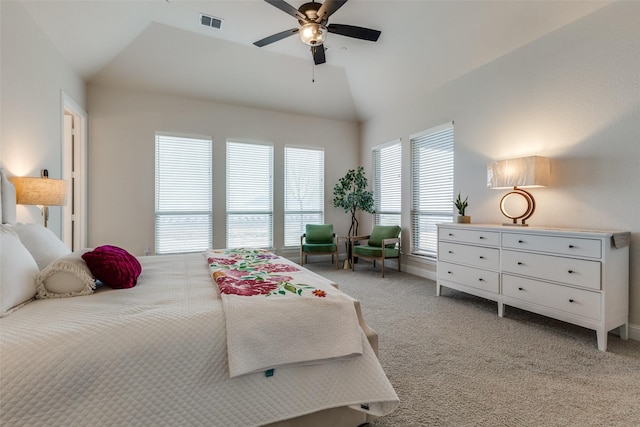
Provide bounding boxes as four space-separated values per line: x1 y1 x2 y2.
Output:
255 0 381 65
300 23 326 46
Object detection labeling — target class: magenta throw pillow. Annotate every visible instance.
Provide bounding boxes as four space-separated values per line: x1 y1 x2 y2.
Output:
82 245 142 289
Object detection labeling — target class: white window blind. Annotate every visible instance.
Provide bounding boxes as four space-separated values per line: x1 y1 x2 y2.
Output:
155 133 212 254
226 141 273 248
411 123 454 257
373 140 402 227
284 146 324 247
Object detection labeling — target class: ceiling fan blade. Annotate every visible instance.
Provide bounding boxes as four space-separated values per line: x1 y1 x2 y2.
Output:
254 28 299 47
264 0 306 21
327 23 381 42
311 44 326 65
316 0 348 22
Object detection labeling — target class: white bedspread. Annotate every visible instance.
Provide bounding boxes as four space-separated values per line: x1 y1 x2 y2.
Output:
0 253 398 426
206 249 363 377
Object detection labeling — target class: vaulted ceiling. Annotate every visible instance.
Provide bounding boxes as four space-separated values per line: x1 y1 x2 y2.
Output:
21 0 608 122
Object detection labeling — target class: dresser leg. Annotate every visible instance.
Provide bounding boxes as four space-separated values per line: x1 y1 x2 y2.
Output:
436 283 441 296
596 328 608 351
619 323 629 340
498 302 504 318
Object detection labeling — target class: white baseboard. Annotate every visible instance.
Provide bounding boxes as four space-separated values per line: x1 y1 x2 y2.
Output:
403 263 437 282
628 323 640 342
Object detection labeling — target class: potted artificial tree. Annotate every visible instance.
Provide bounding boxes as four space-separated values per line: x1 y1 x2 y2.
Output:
454 192 470 223
333 166 375 267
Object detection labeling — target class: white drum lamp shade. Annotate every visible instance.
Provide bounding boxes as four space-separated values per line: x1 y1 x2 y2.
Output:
487 156 550 226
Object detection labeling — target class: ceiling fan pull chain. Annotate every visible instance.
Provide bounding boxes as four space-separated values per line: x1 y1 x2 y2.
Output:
312 60 315 83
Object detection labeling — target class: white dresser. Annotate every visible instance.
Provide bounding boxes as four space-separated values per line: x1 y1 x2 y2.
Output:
436 224 630 351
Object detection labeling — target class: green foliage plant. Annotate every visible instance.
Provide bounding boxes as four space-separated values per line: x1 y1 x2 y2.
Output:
332 166 375 237
454 192 469 216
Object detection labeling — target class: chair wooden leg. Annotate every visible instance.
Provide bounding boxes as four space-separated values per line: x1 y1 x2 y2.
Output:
300 249 303 266
398 254 401 272
381 255 385 278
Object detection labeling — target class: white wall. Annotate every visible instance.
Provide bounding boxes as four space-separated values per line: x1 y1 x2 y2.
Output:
86 84 360 256
0 1 86 238
360 2 640 326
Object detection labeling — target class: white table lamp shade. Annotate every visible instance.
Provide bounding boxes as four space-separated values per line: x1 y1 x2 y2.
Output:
10 177 68 206
487 156 550 189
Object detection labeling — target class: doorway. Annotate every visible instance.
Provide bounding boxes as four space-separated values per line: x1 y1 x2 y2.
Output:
62 92 88 251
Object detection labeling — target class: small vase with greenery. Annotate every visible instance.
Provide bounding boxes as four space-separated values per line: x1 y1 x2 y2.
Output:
454 192 470 223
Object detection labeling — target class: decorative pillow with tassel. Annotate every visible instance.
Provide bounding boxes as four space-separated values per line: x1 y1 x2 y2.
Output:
35 249 96 299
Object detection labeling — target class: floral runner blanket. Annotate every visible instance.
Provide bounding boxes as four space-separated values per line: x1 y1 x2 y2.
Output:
206 248 363 378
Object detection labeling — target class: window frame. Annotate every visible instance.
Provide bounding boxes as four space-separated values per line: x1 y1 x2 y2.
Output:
225 140 274 249
410 122 454 258
284 145 325 247
154 132 213 255
373 139 402 227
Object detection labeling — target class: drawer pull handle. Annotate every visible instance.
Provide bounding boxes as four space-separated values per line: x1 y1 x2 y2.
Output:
478 278 484 282
568 270 574 274
479 256 484 259
518 287 524 291
517 262 523 265
569 245 575 249
447 271 452 274
448 250 453 254
569 299 575 303
518 240 524 243
479 236 485 240
448 233 454 236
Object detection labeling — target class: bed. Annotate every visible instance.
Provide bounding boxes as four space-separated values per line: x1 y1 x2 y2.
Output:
0 169 398 426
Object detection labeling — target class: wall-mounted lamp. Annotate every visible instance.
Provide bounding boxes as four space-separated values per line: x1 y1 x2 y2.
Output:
487 156 550 226
10 170 68 228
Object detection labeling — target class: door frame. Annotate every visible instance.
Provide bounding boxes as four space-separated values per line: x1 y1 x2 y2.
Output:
61 91 88 250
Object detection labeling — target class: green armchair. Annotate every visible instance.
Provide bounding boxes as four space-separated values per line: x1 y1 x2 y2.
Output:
351 225 401 277
300 224 339 268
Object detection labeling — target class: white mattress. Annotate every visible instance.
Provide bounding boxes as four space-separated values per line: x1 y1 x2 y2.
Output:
0 253 398 426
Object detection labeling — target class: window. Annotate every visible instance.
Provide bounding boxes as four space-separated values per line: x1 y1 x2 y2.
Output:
284 146 325 247
226 141 273 248
373 140 402 227
411 123 454 257
155 133 212 254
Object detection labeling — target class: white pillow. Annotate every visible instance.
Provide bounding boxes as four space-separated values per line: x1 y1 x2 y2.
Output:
12 223 71 270
35 249 96 299
0 226 39 316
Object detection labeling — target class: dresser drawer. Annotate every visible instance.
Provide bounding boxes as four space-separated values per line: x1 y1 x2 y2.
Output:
438 261 499 294
439 242 499 270
502 250 601 290
502 274 601 320
438 227 500 246
502 232 601 259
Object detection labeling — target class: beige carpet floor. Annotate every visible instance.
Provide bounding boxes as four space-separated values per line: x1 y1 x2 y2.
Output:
304 261 640 427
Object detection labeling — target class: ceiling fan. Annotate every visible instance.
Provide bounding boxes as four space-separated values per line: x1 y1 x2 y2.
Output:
253 0 381 65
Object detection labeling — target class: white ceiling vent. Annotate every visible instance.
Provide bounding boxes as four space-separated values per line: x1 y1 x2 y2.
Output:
200 14 222 30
